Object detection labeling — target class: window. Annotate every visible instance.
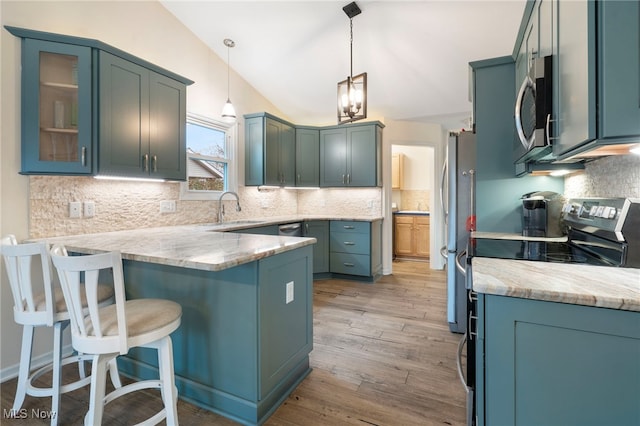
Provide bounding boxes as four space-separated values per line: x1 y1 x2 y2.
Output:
180 114 236 200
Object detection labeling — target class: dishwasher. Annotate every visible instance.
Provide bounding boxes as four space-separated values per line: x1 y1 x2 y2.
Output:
278 222 302 237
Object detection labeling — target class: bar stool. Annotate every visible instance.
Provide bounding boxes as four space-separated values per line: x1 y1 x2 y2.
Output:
1 235 121 426
50 245 182 425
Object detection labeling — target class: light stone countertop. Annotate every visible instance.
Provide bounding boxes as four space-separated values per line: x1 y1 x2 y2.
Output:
38 225 315 272
472 257 640 312
37 216 383 272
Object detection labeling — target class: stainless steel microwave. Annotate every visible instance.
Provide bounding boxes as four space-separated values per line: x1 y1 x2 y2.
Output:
514 55 552 163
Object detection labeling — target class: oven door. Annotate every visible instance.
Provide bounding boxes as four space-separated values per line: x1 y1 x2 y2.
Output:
514 55 553 163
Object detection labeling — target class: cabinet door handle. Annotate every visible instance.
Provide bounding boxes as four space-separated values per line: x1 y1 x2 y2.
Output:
342 174 346 184
347 173 351 184
81 146 86 167
344 241 355 246
143 154 149 172
152 155 157 172
305 223 309 234
343 262 355 267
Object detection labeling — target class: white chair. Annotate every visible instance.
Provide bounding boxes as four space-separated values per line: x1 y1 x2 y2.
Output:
50 245 182 426
1 235 121 426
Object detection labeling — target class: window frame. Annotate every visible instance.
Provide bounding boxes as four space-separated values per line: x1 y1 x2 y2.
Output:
179 113 237 201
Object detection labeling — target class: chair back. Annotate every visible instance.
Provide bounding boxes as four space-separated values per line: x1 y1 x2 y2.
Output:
1 235 56 326
50 246 129 355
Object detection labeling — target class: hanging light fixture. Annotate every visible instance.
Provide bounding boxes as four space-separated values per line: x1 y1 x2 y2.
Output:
337 1 367 124
221 38 236 122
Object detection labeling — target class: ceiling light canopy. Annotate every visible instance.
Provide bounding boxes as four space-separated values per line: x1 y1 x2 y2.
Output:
337 2 367 124
221 38 236 123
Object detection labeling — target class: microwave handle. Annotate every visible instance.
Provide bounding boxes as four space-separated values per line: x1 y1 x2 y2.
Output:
514 75 535 151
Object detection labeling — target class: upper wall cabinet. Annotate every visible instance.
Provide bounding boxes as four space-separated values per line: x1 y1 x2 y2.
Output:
245 113 296 187
19 39 93 174
99 52 187 180
244 112 383 188
295 127 320 187
320 122 383 187
6 26 193 179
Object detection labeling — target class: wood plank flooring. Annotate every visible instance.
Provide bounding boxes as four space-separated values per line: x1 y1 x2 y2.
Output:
1 261 466 425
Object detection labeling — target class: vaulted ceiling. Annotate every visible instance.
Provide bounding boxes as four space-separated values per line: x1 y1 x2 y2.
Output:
161 1 526 129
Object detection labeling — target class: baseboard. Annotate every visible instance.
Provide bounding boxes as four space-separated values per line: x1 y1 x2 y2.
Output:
0 345 74 384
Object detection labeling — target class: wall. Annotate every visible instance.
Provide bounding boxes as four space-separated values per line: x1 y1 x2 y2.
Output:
391 145 433 212
564 154 640 198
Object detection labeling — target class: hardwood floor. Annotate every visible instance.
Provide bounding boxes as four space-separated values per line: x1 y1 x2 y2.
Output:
1 261 466 425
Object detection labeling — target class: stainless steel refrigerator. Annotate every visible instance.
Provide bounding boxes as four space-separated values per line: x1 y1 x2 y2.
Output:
441 132 476 333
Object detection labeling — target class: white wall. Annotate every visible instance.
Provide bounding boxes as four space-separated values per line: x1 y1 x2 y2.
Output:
391 145 434 190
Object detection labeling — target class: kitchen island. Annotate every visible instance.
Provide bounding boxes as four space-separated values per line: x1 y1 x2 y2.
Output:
472 257 640 426
42 225 317 426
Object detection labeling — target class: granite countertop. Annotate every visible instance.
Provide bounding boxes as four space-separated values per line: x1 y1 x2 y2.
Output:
472 257 640 312
36 215 383 272
39 225 316 272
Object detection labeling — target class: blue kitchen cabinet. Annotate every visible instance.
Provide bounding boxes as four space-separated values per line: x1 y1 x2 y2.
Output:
476 293 640 426
16 38 93 174
244 113 295 187
7 26 191 180
551 0 640 159
295 127 320 187
303 220 329 275
470 56 563 233
329 220 382 281
99 51 187 180
119 246 314 425
319 122 383 187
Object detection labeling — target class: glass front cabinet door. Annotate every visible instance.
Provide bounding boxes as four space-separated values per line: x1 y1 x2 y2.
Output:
21 39 92 174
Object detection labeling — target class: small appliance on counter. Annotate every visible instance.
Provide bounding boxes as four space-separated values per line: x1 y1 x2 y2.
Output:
521 191 565 237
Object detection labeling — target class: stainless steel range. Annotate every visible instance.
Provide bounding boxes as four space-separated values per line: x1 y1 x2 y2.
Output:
472 198 640 268
562 197 640 268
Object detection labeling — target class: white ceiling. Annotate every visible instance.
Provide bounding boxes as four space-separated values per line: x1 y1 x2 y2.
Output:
160 0 526 129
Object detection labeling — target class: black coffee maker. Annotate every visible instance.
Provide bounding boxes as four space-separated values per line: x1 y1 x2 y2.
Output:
521 191 565 237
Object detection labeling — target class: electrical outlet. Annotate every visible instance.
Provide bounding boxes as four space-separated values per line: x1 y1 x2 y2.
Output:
367 200 374 209
261 199 269 209
286 281 294 304
160 200 176 213
69 201 82 218
84 201 95 217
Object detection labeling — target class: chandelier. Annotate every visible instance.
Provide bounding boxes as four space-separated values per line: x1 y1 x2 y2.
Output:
337 2 367 124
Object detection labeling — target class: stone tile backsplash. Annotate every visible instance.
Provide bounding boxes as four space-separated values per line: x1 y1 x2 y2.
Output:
28 154 637 238
564 154 640 199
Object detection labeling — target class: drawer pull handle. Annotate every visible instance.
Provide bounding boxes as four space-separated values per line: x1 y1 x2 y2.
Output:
344 241 355 245
343 225 355 229
343 262 355 267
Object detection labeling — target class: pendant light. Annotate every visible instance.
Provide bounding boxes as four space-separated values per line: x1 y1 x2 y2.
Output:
337 2 367 124
221 38 236 122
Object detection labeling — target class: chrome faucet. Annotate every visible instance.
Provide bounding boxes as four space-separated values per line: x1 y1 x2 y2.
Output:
218 191 241 223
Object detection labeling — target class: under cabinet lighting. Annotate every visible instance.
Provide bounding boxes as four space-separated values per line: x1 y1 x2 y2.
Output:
95 175 167 183
549 170 572 177
631 146 640 155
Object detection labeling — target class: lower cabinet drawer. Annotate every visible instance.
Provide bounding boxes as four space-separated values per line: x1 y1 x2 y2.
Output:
329 232 370 255
330 253 370 276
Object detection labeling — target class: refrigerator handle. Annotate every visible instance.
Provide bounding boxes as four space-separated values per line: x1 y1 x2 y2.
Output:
440 159 448 224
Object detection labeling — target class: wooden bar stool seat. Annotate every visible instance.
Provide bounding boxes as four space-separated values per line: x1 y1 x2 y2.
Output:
50 245 182 426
